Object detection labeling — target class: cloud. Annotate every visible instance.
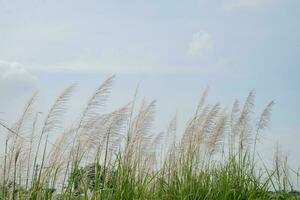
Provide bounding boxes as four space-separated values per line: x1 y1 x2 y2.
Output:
188 31 213 55
0 60 38 84
223 0 268 9
0 60 39 121
0 60 38 99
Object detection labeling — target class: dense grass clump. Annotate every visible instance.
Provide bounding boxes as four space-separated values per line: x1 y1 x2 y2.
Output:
0 76 299 199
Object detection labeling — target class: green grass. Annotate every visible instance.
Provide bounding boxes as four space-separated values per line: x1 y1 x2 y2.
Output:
0 76 299 199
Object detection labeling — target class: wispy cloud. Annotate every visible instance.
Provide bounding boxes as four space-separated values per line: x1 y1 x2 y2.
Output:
223 0 269 9
188 31 213 56
0 60 38 95
0 60 37 82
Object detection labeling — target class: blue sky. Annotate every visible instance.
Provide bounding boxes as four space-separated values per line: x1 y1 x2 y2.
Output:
0 0 299 168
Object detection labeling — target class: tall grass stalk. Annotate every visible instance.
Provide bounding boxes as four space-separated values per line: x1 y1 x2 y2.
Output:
0 76 299 199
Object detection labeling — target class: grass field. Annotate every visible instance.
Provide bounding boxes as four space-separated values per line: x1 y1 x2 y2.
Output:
0 76 299 199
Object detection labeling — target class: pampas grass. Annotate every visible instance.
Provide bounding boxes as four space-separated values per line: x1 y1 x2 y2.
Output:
0 76 299 200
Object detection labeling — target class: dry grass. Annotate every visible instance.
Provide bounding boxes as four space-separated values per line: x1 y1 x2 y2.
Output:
0 76 298 199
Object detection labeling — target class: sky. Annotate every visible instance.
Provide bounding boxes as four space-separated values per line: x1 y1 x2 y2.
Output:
0 0 299 169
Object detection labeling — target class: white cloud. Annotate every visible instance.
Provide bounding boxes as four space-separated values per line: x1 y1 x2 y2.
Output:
223 0 268 9
0 60 38 84
32 57 230 75
188 31 213 55
0 60 38 102
0 60 39 121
